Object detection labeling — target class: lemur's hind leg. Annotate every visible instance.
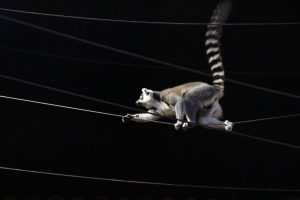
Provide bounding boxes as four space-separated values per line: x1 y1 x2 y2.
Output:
182 101 197 131
174 99 198 131
198 101 233 131
174 100 186 130
211 101 223 119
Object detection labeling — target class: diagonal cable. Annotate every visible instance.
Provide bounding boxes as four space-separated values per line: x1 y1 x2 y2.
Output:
2 46 300 76
0 74 142 113
0 165 300 192
234 113 300 124
1 93 300 150
0 7 300 26
0 94 173 126
0 14 299 100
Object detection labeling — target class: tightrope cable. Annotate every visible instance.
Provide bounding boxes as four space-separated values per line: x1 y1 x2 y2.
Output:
0 73 211 126
0 94 123 118
0 73 182 123
0 46 167 69
1 46 300 76
0 165 299 192
229 131 300 150
0 93 300 150
0 14 299 100
0 74 143 113
0 9 300 188
224 71 300 76
1 73 300 128
234 113 300 125
0 7 300 26
0 94 173 126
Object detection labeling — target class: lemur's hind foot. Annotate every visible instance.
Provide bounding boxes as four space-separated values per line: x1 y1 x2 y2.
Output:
224 120 233 132
174 121 183 130
174 121 196 131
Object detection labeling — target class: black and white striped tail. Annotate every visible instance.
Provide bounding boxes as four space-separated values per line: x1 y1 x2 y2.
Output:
205 1 232 90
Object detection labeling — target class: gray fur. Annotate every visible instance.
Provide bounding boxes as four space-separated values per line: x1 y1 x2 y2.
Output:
124 1 233 132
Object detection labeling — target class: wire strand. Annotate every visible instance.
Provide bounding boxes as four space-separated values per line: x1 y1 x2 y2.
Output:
0 73 183 124
229 131 300 150
2 73 300 129
0 94 173 127
0 46 167 69
0 74 143 113
0 7 300 26
0 94 123 118
0 15 299 150
1 46 300 76
0 72 219 128
225 71 300 76
1 93 300 150
0 165 299 192
234 113 300 124
0 14 299 100
0 92 175 127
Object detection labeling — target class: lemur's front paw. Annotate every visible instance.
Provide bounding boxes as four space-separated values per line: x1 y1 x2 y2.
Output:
174 121 183 131
122 114 139 123
224 120 233 132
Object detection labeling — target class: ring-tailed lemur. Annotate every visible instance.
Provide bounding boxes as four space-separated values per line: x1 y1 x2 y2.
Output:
123 1 233 131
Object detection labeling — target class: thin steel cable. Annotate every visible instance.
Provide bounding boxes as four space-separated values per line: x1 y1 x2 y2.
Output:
0 166 300 192
0 46 166 69
0 74 143 113
0 94 123 118
0 73 207 126
0 14 299 100
0 15 299 150
0 73 183 124
2 73 300 130
229 131 300 150
0 94 173 126
0 7 300 26
1 93 300 150
2 46 300 76
2 77 299 150
225 71 300 76
234 113 300 124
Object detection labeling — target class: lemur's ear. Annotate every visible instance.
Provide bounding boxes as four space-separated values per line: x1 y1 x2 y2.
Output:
152 92 161 101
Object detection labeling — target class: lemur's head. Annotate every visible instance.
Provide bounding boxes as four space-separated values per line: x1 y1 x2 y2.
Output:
136 88 161 109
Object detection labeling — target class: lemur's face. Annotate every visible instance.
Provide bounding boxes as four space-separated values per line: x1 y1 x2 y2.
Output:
136 88 158 109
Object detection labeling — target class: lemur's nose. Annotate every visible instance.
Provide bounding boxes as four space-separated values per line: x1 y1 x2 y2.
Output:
136 101 140 106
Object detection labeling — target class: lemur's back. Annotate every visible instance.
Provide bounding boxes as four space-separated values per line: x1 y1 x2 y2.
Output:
160 82 216 106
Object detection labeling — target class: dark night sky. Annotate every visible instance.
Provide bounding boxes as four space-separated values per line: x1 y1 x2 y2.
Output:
0 0 299 199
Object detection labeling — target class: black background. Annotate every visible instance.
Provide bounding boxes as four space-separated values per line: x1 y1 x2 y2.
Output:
0 0 299 199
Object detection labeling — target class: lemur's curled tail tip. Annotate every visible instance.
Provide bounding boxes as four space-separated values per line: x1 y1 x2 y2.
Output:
211 1 233 24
